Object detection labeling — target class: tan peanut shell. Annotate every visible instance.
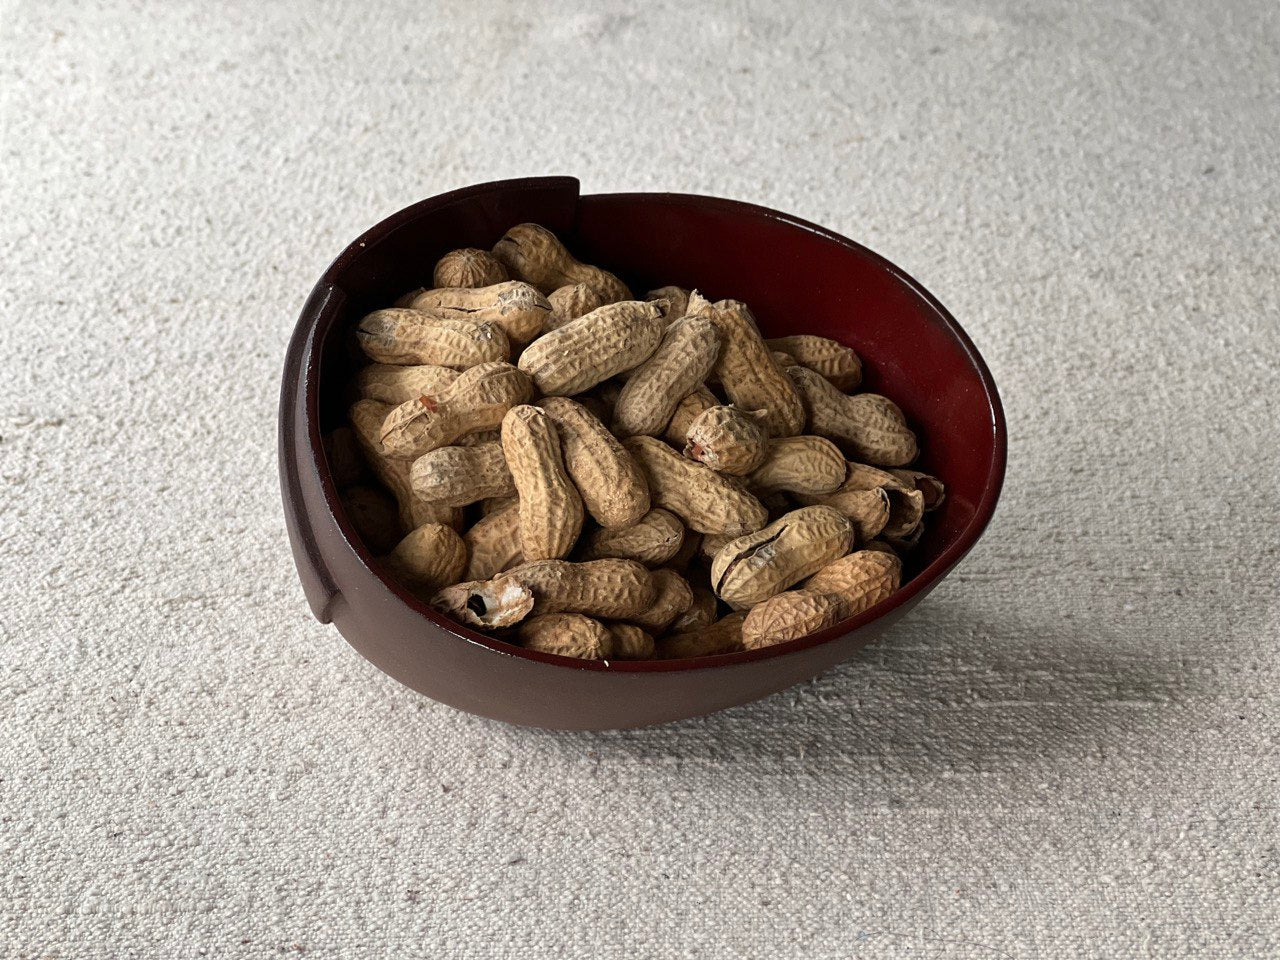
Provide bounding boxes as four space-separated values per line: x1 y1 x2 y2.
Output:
710 505 855 609
663 386 718 445
655 613 746 660
501 405 584 561
356 363 459 405
880 488 926 539
356 309 510 368
888 469 946 512
795 484 891 543
882 520 925 554
766 335 862 392
606 623 655 660
432 248 509 289
666 529 702 574
628 569 694 634
379 362 533 459
748 436 846 495
380 523 467 593
463 500 523 581
339 484 402 554
802 548 903 618
741 590 845 649
698 531 734 561
348 399 463 530
787 366 918 466
518 614 613 660
499 558 655 619
669 586 718 634
703 298 805 437
433 578 534 629
646 286 691 326
546 283 611 331
611 316 722 437
324 426 366 487
581 507 684 567
393 287 425 308
409 442 514 507
492 222 631 301
623 436 769 536
517 301 664 396
409 281 550 346
480 495 518 516
683 405 768 475
535 397 650 529
457 429 502 447
771 350 797 369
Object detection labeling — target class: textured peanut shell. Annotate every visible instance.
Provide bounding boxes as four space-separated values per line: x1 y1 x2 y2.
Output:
356 363 459 405
770 350 797 369
795 483 891 543
669 586 718 634
663 386 718 446
683 405 768 476
741 590 846 649
655 613 746 660
356 309 510 368
501 405 584 561
408 442 514 507
748 436 846 495
324 426 366 487
628 569 694 634
535 396 650 529
888 469 947 512
379 362 533 459
766 335 862 392
463 500 523 581
880 488 926 539
348 399 463 530
457 429 502 447
606 623 655 660
432 248 509 289
704 299 805 437
499 558 655 619
710 505 855 609
339 484 402 554
787 366 918 466
623 436 769 536
546 283 612 331
612 316 722 438
492 222 631 300
882 520 925 554
380 523 467 593
665 528 702 574
801 549 902 619
410 281 549 346
517 301 664 396
698 531 734 561
646 286 691 326
518 614 613 660
581 507 684 567
432 578 534 629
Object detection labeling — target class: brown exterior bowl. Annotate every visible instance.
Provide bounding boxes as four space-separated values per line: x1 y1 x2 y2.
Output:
279 176 1006 729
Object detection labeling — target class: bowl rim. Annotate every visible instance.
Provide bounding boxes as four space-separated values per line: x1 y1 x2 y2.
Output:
302 179 1007 673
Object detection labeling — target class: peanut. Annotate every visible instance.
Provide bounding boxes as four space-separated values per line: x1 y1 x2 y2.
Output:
433 577 534 629
882 520 925 554
410 281 550 346
796 485 891 542
581 507 684 567
409 442 514 506
457 429 502 447
517 301 664 396
623 435 769 536
669 585 718 633
802 548 903 616
356 309 510 368
463 499 523 581
432 248 509 288
480 495 518 516
655 612 746 659
665 528 702 574
787 366 918 466
493 222 631 301
741 590 845 649
628 569 694 634
748 435 846 495
612 316 722 438
766 335 862 392
663 386 718 446
501 405 584 561
709 505 855 609
348 399 463 530
697 297 805 437
379 362 533 459
795 462 908 541
698 531 734 561
499 558 655 619
606 623 655 660
546 283 611 331
356 363 459 405
380 523 467 593
771 350 797 369
888 469 946 512
536 396 650 529
683 405 768 475
646 286 691 326
338 484 402 554
518 614 613 660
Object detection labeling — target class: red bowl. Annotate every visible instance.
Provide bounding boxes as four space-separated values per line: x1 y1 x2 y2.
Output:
279 176 1006 729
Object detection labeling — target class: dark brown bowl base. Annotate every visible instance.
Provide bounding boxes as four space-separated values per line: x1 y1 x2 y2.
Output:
279 177 1005 730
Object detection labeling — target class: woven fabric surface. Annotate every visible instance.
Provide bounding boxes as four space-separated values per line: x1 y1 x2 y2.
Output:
2 1 1277 957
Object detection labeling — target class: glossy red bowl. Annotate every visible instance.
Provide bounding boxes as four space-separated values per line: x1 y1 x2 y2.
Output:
279 176 1005 729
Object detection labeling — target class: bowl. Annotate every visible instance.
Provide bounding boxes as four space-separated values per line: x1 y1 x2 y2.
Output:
278 176 1006 730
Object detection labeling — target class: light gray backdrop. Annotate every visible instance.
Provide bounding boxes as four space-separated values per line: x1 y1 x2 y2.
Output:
2 1 1277 957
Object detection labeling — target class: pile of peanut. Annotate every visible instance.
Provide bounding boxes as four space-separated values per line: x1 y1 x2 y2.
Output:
325 224 944 661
